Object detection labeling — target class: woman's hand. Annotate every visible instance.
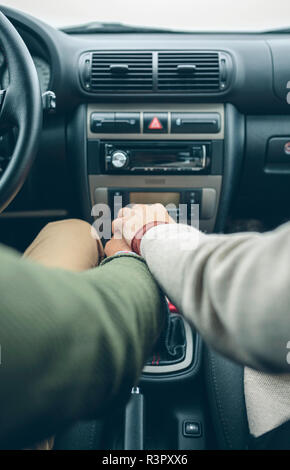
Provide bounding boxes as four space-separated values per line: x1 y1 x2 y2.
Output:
112 204 175 247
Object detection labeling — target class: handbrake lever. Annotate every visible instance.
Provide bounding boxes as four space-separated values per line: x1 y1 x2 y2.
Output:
124 387 144 450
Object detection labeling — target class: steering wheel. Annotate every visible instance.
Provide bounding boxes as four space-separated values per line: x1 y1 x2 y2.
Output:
0 11 42 213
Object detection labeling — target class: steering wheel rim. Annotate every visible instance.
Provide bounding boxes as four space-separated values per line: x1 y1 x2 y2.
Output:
0 10 42 213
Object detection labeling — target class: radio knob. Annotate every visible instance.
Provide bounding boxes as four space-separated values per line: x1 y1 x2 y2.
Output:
111 151 129 169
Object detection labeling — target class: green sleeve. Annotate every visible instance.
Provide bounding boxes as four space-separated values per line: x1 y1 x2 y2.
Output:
0 245 166 448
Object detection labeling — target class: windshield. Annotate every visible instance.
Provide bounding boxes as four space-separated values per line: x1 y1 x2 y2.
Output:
1 0 290 32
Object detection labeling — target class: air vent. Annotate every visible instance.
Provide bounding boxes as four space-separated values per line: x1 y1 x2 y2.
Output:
158 52 223 93
87 52 153 93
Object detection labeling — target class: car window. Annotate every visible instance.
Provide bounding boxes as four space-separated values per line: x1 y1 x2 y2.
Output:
1 0 290 32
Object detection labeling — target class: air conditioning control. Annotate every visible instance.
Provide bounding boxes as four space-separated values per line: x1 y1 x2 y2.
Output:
111 150 129 168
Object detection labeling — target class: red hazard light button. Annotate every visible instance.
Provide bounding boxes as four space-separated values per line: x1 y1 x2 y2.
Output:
149 116 163 130
143 113 168 133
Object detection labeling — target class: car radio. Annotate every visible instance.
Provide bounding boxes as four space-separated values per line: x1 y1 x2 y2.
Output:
103 141 211 174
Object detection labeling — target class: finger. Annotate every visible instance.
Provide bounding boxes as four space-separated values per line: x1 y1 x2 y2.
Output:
131 204 155 220
130 205 151 222
112 228 123 240
131 204 147 212
112 217 122 235
104 239 113 257
112 215 130 236
105 238 121 257
117 206 133 219
114 215 141 245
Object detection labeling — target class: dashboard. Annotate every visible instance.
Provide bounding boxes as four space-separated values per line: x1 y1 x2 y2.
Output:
1 4 290 236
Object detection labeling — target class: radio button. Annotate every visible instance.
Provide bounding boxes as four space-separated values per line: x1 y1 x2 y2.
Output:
111 151 129 169
185 190 201 205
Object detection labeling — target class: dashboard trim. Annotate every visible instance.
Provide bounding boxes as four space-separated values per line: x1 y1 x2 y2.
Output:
87 103 224 140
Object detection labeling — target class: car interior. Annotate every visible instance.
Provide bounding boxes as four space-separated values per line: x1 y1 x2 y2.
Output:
0 3 290 451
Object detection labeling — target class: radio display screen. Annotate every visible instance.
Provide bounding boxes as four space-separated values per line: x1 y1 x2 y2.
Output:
129 192 180 206
131 150 190 168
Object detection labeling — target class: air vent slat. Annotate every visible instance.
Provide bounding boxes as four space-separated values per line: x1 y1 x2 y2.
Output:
159 77 220 80
158 84 219 88
159 73 219 76
158 51 221 93
90 52 153 93
91 79 152 82
159 68 219 71
91 75 153 79
159 58 218 60
92 70 152 74
91 86 152 89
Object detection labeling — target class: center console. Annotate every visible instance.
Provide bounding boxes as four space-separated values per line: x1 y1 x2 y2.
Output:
87 103 224 233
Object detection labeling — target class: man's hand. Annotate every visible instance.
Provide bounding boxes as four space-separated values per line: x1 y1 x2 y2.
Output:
105 237 132 258
112 204 175 247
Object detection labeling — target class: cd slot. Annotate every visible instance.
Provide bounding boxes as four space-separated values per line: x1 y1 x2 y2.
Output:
103 141 212 175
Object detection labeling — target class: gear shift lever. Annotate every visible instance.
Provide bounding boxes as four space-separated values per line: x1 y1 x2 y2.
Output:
146 301 187 367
